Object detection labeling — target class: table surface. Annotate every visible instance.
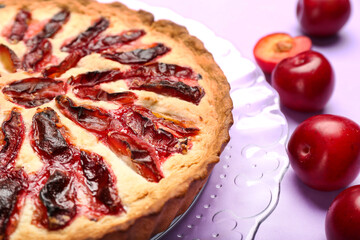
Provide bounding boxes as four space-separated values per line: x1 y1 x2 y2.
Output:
138 0 360 239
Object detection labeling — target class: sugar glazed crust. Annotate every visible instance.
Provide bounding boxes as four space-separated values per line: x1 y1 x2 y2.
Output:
0 0 233 239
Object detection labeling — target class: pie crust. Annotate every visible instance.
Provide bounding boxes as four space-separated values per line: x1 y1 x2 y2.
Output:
0 0 233 239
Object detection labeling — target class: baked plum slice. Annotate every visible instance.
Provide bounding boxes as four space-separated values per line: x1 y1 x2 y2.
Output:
73 86 137 105
31 108 70 162
61 17 109 53
39 170 76 230
125 62 201 79
115 106 188 157
42 51 83 78
68 69 123 87
7 9 31 43
80 150 123 214
22 39 53 72
107 131 162 182
0 170 27 239
55 97 111 134
124 63 204 105
2 77 66 108
0 44 21 73
130 105 199 138
0 109 25 168
130 79 204 105
26 9 70 48
87 29 145 53
102 43 170 64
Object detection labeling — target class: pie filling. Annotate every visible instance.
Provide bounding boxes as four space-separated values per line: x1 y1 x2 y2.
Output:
30 108 123 230
0 6 206 238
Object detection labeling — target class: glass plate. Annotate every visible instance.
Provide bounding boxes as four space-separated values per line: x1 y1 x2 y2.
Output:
98 1 290 239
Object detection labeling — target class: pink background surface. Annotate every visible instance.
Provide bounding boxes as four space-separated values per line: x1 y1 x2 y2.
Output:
139 0 360 239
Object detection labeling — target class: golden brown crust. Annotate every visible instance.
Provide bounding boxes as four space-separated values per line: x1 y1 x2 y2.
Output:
0 0 233 239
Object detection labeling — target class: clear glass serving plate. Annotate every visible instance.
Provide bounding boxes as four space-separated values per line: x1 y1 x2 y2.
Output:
99 1 290 239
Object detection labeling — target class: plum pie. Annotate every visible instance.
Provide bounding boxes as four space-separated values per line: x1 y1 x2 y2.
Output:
0 0 233 239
